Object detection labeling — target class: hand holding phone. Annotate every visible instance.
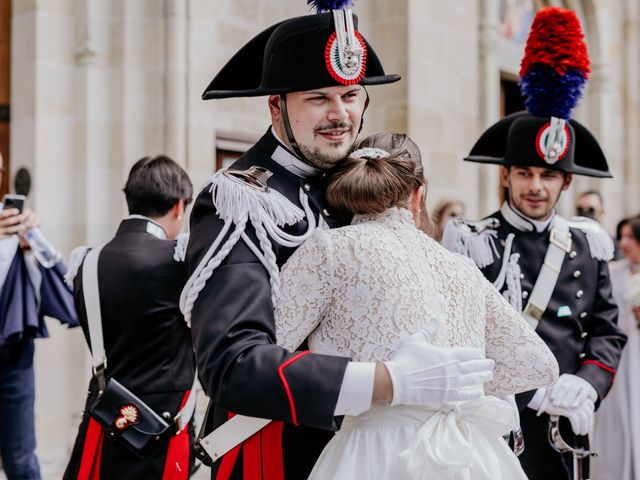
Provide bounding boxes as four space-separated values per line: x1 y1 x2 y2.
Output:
2 194 26 214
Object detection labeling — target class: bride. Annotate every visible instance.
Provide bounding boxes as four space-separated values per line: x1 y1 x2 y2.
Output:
274 133 558 479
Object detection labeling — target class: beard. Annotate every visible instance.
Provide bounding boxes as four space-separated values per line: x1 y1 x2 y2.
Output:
282 118 357 170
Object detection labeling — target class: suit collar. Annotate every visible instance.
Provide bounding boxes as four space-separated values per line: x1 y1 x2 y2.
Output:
118 216 167 239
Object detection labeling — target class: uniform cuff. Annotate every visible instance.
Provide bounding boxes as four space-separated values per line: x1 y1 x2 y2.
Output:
334 362 375 416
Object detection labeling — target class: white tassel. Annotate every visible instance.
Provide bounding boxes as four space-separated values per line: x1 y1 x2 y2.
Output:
503 253 523 312
211 171 304 227
441 220 499 269
569 216 615 261
65 245 90 287
174 233 189 262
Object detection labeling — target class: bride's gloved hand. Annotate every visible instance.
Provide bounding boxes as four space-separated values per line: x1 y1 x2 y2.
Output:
384 330 495 406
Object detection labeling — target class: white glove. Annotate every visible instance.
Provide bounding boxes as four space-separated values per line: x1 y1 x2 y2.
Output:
538 396 595 436
548 374 597 408
384 330 495 406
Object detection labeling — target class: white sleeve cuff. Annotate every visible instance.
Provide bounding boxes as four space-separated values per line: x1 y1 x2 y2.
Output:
334 362 376 417
527 387 547 411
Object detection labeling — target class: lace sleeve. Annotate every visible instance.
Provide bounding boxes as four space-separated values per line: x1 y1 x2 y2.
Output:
274 230 334 351
482 274 559 395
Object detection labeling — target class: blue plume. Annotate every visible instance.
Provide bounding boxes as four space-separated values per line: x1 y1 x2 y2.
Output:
519 67 587 119
307 0 354 13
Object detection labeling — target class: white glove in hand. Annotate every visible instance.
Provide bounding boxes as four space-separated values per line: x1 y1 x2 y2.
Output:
548 374 598 408
538 396 595 436
384 330 494 406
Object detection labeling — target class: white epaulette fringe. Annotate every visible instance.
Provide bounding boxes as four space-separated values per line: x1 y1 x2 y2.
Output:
180 169 316 327
568 216 615 261
174 233 189 262
65 245 90 287
441 218 499 269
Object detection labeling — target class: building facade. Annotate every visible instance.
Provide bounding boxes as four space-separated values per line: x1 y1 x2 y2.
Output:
2 0 639 475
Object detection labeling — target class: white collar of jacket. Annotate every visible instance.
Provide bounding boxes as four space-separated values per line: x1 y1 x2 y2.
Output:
125 215 167 239
500 202 555 233
270 127 321 178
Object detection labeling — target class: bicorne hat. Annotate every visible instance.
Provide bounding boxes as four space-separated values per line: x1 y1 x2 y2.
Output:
203 2 400 100
465 7 611 178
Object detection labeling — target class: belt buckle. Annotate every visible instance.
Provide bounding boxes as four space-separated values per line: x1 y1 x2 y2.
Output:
549 228 571 253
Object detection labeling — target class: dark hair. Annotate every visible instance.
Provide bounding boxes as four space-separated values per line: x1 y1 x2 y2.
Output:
123 155 193 217
622 216 640 243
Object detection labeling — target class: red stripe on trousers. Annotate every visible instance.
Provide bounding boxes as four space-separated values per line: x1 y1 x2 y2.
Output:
277 351 311 426
162 390 192 480
77 418 104 480
261 421 284 480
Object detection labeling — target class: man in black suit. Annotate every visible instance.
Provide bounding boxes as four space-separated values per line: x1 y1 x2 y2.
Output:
64 155 195 480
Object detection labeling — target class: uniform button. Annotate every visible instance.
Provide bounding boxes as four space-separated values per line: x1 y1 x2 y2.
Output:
522 291 529 299
322 208 331 217
303 183 311 192
569 251 577 259
520 273 525 279
576 290 584 298
573 270 581 278
579 353 586 359
581 332 588 338
580 312 587 319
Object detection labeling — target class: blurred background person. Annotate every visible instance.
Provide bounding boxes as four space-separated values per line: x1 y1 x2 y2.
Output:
0 152 78 480
576 190 604 222
432 199 465 241
592 215 640 480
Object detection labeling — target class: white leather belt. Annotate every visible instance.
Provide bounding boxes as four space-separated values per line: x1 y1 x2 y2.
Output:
198 415 272 462
523 216 571 329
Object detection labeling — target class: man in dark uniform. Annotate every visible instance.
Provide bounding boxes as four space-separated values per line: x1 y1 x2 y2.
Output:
184 2 495 479
64 155 196 480
443 7 627 480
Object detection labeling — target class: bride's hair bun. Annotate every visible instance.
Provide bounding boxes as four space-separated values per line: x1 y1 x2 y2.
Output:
326 150 420 215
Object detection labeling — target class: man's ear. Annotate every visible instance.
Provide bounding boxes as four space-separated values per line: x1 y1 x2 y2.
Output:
562 173 573 191
499 166 510 188
268 95 282 123
172 199 185 219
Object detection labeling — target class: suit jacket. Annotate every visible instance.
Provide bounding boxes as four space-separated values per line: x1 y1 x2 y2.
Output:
64 217 195 480
187 130 351 479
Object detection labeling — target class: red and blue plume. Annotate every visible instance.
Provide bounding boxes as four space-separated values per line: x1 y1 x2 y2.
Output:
519 7 591 120
307 0 353 13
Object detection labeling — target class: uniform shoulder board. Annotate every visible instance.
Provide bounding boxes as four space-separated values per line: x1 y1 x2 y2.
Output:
210 166 305 227
65 245 91 287
441 216 500 269
568 216 614 261
174 233 189 262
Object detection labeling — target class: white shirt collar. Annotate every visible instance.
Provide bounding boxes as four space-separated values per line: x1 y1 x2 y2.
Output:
269 127 321 178
500 201 555 233
125 214 167 239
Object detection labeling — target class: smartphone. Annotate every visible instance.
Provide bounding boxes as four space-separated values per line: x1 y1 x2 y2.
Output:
2 194 26 213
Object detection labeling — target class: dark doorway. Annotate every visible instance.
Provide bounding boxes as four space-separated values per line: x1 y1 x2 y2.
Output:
500 76 526 118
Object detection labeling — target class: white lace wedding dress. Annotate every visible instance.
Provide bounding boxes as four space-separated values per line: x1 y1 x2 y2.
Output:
275 207 558 480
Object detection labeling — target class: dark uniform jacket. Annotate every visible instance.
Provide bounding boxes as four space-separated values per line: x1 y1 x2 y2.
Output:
187 130 351 479
446 206 627 480
64 218 196 480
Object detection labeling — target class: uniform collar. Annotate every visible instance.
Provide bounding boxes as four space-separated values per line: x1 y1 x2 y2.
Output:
120 215 168 239
500 202 555 233
269 127 322 178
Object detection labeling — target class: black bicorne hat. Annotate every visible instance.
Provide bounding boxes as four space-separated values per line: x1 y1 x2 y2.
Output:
465 7 611 179
465 111 611 178
202 12 400 100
